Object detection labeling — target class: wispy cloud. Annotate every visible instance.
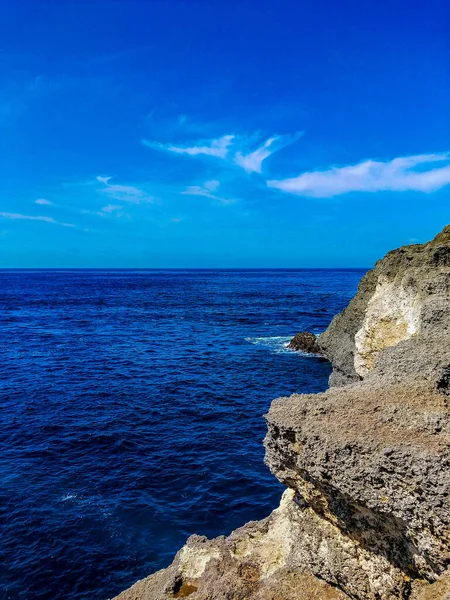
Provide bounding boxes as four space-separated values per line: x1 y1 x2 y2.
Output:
0 212 75 227
182 179 220 199
142 135 234 158
182 180 236 205
267 152 450 197
100 204 122 213
97 204 124 217
234 137 278 174
234 133 302 174
142 131 300 173
35 198 53 205
96 176 156 203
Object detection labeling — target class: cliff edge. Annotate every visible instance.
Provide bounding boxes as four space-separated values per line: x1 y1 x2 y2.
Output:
113 226 450 600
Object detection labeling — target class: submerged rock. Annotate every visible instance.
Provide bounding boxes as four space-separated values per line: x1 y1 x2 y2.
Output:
287 331 321 354
113 225 450 600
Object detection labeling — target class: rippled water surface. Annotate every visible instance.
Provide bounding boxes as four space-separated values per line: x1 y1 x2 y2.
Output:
0 269 365 599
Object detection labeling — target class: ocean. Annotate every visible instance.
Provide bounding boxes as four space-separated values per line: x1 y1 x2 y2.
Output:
0 269 365 599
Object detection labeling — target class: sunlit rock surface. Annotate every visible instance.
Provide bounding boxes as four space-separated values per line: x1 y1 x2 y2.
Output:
411 572 450 599
320 226 450 387
113 226 450 600
354 275 421 375
114 490 349 600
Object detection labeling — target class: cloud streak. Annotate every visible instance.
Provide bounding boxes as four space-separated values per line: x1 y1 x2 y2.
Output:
234 133 302 174
142 131 301 173
268 152 450 197
100 204 122 213
0 212 75 227
97 204 124 217
35 198 53 205
96 176 156 203
234 137 279 174
142 135 234 158
182 179 220 199
182 180 236 205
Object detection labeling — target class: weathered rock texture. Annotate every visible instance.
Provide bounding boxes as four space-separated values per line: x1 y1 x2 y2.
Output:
288 332 322 354
320 226 450 387
114 491 350 600
113 226 450 600
410 572 450 599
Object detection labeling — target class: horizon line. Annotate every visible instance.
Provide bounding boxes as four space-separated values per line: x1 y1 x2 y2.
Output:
0 266 370 271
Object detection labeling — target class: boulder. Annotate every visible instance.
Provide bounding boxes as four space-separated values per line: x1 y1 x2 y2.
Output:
287 331 321 354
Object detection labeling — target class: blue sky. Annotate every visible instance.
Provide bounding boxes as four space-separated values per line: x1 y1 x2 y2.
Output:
1 0 449 267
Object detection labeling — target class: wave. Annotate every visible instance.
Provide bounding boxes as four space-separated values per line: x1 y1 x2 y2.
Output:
245 336 294 354
245 334 325 356
60 493 78 502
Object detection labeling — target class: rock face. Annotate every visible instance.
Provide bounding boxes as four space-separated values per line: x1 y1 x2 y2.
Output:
265 382 450 599
114 491 350 600
113 226 450 600
320 226 450 387
287 332 322 354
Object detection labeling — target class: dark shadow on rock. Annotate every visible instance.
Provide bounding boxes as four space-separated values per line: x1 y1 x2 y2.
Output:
288 332 322 355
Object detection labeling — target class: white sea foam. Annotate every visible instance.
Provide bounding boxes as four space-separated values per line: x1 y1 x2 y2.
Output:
61 493 78 502
246 334 325 356
245 336 293 354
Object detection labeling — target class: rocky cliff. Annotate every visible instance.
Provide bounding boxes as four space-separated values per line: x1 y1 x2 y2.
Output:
113 226 450 600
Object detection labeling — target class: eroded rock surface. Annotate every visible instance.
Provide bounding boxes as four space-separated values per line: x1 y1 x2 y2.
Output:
114 491 350 600
288 332 322 354
320 226 450 387
411 572 450 599
113 226 450 600
265 383 450 598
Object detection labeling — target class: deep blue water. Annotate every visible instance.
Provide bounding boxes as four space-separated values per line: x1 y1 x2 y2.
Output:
0 269 365 600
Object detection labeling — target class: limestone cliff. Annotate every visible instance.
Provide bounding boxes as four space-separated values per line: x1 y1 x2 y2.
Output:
113 226 450 600
319 226 450 387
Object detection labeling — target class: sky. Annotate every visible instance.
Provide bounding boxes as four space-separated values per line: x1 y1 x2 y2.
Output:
1 0 449 268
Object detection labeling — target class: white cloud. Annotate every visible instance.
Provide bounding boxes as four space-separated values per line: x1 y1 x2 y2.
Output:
204 179 220 191
143 131 301 173
182 185 214 199
142 134 234 158
96 176 156 204
268 152 450 197
0 212 75 227
100 204 122 213
182 179 220 199
97 204 124 217
35 198 52 205
216 197 237 205
96 176 112 185
234 133 301 174
182 180 236 205
234 137 278 173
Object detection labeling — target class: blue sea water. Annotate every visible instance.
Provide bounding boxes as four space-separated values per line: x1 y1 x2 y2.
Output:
0 269 365 600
